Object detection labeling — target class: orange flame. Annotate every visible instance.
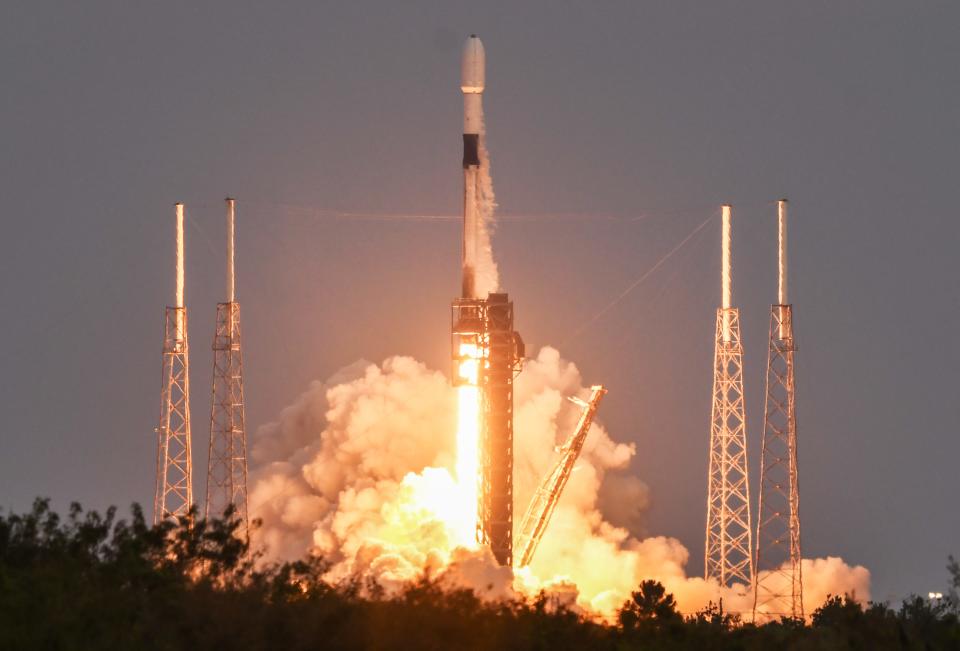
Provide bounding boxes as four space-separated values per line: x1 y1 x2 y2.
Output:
453 342 481 547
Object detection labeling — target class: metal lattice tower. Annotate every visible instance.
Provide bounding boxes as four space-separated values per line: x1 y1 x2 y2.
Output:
451 293 523 567
705 205 753 587
204 198 249 530
515 385 606 568
753 199 803 620
154 203 193 524
479 294 519 567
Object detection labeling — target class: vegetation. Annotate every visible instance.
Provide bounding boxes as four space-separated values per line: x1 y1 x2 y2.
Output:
1 499 959 650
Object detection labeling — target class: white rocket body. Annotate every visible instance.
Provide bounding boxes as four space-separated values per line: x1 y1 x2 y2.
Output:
461 35 485 299
461 35 484 128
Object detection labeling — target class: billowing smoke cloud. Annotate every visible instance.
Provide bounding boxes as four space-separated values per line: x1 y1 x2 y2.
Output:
472 116 499 296
249 347 869 618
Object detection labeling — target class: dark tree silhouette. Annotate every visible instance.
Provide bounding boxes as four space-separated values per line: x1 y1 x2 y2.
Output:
1 498 959 649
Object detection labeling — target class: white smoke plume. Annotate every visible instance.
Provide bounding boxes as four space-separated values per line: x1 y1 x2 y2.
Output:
248 347 870 619
472 114 499 296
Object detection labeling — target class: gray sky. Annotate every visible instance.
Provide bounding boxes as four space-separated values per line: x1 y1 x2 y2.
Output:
1 2 957 605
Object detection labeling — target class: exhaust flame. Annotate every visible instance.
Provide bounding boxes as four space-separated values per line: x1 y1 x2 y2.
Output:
248 348 871 619
454 342 481 547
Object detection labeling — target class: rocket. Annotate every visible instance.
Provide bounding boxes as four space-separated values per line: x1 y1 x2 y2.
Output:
461 34 484 299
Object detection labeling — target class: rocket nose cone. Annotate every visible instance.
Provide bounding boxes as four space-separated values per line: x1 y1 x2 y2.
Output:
461 35 485 93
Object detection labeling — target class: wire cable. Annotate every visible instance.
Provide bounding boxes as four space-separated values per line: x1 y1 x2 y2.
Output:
561 212 718 347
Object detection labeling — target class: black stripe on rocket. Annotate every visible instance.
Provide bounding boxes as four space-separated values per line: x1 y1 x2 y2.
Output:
463 134 480 168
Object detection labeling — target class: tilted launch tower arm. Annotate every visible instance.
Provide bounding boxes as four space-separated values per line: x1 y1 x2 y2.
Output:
514 385 607 568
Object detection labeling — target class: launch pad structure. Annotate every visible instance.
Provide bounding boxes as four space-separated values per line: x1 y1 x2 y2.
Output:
515 385 607 568
452 294 523 567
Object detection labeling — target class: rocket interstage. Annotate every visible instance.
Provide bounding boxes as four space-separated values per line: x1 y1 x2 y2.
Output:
461 34 484 299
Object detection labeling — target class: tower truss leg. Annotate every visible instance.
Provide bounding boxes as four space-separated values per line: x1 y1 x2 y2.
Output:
705 307 753 587
154 307 193 524
753 305 803 620
480 294 521 567
204 301 249 531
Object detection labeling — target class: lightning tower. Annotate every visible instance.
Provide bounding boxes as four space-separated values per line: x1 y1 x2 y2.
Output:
205 198 249 531
704 204 753 587
753 199 803 620
154 203 193 523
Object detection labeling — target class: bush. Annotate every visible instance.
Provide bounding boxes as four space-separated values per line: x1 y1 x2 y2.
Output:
0 499 958 650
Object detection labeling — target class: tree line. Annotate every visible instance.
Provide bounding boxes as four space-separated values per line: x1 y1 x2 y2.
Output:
1 499 958 650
